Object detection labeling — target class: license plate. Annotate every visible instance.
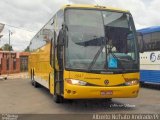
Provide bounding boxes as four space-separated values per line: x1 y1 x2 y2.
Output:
100 90 113 95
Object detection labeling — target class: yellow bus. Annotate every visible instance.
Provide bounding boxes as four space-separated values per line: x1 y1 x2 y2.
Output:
29 4 141 103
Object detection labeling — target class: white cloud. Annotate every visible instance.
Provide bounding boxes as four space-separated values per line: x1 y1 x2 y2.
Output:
69 0 96 4
96 0 160 29
0 0 69 51
0 0 159 51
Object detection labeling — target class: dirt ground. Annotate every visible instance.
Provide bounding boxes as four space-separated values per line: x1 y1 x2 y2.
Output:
0 78 159 114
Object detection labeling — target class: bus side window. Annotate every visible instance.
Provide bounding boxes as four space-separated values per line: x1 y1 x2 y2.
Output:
152 32 160 51
156 41 160 50
143 34 151 51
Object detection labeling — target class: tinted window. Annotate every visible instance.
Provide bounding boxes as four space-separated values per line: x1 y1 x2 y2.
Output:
143 32 160 51
29 16 56 51
152 32 160 50
143 34 151 51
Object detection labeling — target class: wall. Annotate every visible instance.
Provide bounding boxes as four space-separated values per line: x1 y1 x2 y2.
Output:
0 51 20 74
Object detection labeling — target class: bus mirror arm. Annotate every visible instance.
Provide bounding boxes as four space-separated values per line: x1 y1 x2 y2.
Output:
61 23 68 47
57 30 65 47
62 23 68 31
57 40 65 46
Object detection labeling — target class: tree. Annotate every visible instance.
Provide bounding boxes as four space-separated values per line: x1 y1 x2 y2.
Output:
24 46 30 52
2 43 13 51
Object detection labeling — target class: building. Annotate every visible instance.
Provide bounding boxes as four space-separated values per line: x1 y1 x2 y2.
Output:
0 51 29 74
19 52 30 72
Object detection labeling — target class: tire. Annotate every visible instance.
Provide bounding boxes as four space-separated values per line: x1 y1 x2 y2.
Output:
33 80 39 88
30 70 34 86
53 94 64 103
32 70 39 88
106 98 112 102
140 81 144 87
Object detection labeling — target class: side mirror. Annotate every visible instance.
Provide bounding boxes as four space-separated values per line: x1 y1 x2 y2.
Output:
136 32 144 53
57 23 68 47
62 23 68 47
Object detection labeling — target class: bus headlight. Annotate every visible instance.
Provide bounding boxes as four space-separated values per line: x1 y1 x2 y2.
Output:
125 80 139 86
66 79 87 86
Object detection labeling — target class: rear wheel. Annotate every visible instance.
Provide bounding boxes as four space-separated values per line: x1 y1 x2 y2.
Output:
30 70 34 86
32 70 39 88
33 80 39 88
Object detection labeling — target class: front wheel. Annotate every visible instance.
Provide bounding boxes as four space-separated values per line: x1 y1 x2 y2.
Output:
53 94 64 103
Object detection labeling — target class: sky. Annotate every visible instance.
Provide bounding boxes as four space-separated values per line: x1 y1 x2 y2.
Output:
0 0 159 51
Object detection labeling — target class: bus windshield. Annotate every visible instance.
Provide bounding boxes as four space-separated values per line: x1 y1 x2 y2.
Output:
65 9 138 72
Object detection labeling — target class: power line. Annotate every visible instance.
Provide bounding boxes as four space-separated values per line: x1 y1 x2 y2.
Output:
4 23 36 33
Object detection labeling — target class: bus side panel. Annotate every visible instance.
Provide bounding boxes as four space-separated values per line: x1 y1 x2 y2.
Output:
28 53 38 77
29 44 53 89
49 70 54 94
140 51 160 84
140 70 160 83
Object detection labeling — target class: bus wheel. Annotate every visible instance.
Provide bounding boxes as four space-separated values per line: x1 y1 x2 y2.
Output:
31 70 34 86
140 81 144 87
53 94 63 103
33 79 40 88
32 72 39 88
106 98 112 102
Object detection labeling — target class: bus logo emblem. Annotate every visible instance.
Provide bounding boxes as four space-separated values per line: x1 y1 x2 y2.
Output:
104 80 109 85
150 53 156 62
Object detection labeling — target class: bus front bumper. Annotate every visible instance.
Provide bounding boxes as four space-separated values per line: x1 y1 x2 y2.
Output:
64 84 139 99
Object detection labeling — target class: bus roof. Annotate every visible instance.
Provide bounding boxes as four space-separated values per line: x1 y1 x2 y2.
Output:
137 26 160 34
62 4 129 13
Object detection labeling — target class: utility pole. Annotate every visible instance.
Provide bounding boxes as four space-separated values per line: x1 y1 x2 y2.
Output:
0 23 5 45
0 23 8 79
8 30 11 76
0 35 3 43
9 30 11 48
0 35 3 39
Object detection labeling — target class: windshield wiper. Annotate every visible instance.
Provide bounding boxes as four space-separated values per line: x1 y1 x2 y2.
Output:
88 39 105 70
